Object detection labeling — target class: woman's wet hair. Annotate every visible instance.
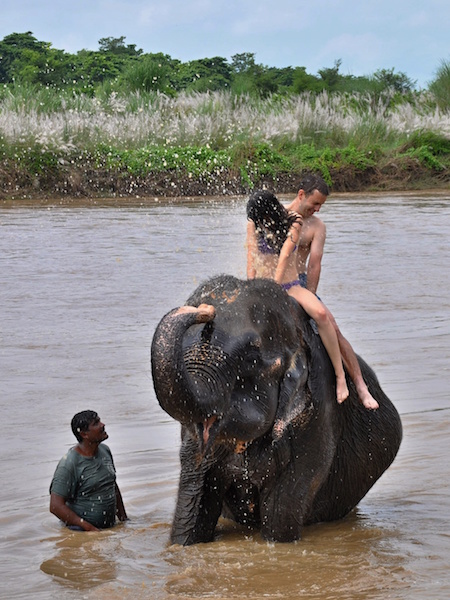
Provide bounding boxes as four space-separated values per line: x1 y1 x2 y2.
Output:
247 190 299 253
71 410 98 442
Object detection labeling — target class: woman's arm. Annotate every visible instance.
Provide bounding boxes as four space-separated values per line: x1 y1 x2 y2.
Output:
246 221 258 279
274 224 300 284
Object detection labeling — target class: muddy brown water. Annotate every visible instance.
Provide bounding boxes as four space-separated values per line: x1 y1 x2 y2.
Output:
1 191 449 599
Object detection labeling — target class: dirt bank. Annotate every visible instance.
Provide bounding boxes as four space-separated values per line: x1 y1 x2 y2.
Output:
1 157 449 202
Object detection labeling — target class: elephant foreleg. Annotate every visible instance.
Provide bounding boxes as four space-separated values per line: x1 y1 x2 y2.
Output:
259 464 306 542
258 447 331 542
170 434 226 545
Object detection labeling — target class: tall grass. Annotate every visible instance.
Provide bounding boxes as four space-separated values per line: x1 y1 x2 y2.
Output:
1 86 448 154
429 60 450 111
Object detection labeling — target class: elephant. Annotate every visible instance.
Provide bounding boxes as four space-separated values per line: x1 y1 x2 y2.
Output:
151 274 402 546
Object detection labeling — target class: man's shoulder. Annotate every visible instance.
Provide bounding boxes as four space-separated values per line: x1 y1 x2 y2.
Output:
301 215 325 239
56 446 77 466
307 215 325 230
98 443 113 459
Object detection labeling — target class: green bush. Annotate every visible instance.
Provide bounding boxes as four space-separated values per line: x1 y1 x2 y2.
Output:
429 60 450 111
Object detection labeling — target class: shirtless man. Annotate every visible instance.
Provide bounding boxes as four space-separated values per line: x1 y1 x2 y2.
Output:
285 175 379 410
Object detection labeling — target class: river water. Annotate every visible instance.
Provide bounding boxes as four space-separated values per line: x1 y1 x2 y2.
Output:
1 191 449 599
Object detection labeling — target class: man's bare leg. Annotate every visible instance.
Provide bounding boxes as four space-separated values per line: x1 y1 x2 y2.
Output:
338 334 379 409
326 310 379 410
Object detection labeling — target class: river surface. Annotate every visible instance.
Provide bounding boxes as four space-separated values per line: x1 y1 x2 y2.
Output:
1 191 449 599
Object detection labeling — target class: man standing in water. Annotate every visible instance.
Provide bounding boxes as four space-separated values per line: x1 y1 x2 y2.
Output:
49 410 127 531
285 174 379 410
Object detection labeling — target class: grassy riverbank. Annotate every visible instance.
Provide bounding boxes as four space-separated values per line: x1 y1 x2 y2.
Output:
1 88 449 199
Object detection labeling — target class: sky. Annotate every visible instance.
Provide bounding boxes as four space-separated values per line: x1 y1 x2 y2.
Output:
1 0 449 88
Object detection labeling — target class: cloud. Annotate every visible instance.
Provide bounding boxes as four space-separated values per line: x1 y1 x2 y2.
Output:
313 32 386 75
402 10 430 28
230 4 306 36
0 0 449 86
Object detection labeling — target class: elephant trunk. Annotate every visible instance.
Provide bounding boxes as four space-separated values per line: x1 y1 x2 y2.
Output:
151 304 233 432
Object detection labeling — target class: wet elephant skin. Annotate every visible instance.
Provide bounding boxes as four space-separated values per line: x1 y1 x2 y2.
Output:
151 275 402 545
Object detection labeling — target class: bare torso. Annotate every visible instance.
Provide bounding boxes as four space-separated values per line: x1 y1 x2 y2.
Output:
247 210 325 291
247 221 301 285
294 215 322 274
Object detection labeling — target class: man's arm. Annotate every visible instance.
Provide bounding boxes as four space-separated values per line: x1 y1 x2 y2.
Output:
49 492 99 531
115 483 128 521
306 221 326 294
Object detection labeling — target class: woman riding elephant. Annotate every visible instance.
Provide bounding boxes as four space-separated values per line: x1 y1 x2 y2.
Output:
246 189 378 410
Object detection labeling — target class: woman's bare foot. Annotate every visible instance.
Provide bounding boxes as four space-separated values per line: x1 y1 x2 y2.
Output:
336 375 349 404
358 388 379 410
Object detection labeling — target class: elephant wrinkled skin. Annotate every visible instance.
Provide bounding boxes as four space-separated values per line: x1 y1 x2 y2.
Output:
151 275 402 545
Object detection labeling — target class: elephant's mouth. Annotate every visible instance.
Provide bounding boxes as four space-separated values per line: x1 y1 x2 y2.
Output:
196 415 251 458
196 415 220 457
201 415 217 445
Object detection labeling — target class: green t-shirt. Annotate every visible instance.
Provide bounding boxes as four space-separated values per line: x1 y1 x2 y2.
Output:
50 444 117 528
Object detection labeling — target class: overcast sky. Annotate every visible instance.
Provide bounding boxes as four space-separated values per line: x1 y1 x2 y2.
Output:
2 0 449 88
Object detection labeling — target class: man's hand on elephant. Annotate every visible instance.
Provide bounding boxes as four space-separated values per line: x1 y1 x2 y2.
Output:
175 304 216 323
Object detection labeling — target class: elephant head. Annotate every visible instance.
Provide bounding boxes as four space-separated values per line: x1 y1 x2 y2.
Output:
151 275 311 455
151 275 402 545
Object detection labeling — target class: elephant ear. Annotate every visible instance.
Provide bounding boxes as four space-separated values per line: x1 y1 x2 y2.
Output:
272 350 311 440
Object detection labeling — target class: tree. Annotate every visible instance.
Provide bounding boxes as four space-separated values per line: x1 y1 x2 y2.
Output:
118 54 176 93
231 52 257 75
98 36 142 57
0 31 50 83
71 50 124 88
318 59 343 91
372 68 416 93
175 57 232 92
292 67 324 94
252 66 278 97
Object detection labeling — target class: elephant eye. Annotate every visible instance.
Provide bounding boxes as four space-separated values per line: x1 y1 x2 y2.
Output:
233 334 263 373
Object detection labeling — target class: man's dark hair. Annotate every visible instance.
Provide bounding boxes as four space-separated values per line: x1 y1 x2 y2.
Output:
298 174 329 197
71 410 98 442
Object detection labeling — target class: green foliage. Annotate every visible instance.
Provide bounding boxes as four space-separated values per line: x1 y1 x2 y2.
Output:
399 130 450 170
98 36 142 56
371 68 416 94
318 59 343 91
0 32 60 85
0 30 435 100
230 53 257 75
227 142 293 185
403 146 445 170
429 59 450 110
230 73 256 96
3 142 60 174
93 140 378 188
97 144 233 177
71 50 124 88
402 131 450 155
117 55 174 93
292 67 324 94
0 41 448 195
273 141 381 184
174 57 232 92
